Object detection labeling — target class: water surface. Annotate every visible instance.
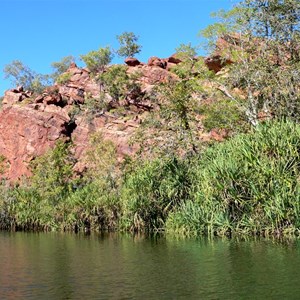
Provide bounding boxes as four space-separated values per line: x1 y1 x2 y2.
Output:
1 232 300 299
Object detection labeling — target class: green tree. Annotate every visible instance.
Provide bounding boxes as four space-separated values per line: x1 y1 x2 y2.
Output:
80 46 113 74
98 65 142 104
51 55 75 82
10 141 76 230
135 44 209 157
116 31 142 58
120 156 192 231
135 77 202 157
29 141 74 202
4 60 51 93
170 44 197 79
202 0 300 125
4 60 35 90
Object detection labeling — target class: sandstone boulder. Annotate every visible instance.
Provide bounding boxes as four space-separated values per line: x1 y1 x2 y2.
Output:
148 56 167 69
167 54 182 64
2 90 23 105
125 57 141 67
205 55 233 73
2 87 33 106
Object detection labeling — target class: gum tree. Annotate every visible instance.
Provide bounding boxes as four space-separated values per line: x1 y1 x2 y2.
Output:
116 31 142 58
202 0 300 125
4 60 51 93
80 46 113 74
51 55 76 82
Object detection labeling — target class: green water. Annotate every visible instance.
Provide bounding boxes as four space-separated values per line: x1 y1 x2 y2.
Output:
1 232 300 299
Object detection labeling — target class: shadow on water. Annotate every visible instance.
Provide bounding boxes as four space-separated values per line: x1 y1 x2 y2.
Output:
1 231 300 299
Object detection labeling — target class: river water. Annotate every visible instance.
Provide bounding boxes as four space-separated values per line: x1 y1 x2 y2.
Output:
1 232 300 299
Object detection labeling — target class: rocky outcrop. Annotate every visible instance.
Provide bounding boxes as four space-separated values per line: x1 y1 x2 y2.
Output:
0 52 226 181
3 86 32 106
58 64 100 104
127 64 176 86
0 104 71 179
72 115 139 161
0 58 175 180
148 56 167 69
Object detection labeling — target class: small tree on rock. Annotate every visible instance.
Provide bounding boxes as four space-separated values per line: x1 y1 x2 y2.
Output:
80 46 113 74
116 31 142 58
4 60 51 93
51 55 76 82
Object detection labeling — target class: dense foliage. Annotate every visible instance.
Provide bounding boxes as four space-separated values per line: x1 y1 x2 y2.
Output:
202 0 300 125
1 121 300 237
80 46 113 74
167 120 300 236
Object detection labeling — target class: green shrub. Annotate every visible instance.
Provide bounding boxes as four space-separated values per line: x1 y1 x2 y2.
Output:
98 65 142 104
0 181 15 230
116 31 141 58
199 98 247 133
56 72 71 85
65 132 120 231
7 141 75 231
120 156 192 232
64 182 119 231
81 93 109 121
80 46 113 74
3 135 121 232
166 120 300 236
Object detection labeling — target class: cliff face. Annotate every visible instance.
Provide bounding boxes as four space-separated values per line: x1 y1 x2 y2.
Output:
0 56 182 180
0 53 228 180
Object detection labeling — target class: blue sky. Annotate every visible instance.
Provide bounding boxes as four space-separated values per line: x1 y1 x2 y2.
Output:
0 0 235 95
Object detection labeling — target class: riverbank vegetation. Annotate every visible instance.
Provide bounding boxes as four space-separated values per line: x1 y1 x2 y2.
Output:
2 0 300 237
1 120 300 237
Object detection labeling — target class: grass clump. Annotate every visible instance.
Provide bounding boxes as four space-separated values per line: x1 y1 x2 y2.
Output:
120 156 192 232
166 120 300 237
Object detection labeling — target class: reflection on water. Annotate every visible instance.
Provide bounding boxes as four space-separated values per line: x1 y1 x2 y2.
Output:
0 232 300 299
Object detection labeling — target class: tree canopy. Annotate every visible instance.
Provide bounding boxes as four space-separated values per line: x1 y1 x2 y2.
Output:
202 0 300 125
51 55 75 82
116 31 142 58
4 60 51 93
80 46 113 73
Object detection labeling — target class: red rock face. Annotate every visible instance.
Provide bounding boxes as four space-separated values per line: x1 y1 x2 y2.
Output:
128 64 176 86
148 56 167 69
0 104 70 180
0 69 143 180
205 55 233 73
0 56 183 181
